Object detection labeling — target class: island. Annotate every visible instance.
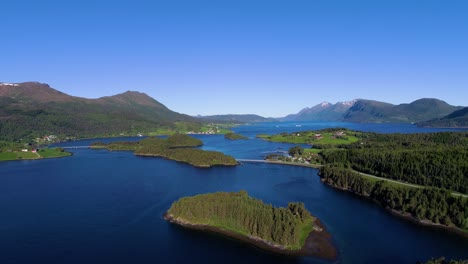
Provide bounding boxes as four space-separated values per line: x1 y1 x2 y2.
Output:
256 129 468 235
91 133 238 168
164 191 337 259
224 132 248 140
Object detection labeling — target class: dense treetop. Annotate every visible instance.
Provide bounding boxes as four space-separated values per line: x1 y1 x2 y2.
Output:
319 131 468 193
167 191 316 249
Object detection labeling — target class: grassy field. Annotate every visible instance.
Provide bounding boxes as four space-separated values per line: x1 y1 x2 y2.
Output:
0 148 70 161
0 151 37 161
258 130 360 146
0 152 19 161
304 148 322 154
38 148 71 158
148 124 232 136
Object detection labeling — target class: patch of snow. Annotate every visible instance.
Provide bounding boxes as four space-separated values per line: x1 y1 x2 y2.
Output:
0 82 19 86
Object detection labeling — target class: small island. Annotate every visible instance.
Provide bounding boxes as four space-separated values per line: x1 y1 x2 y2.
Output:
164 191 337 259
91 134 238 168
224 132 248 140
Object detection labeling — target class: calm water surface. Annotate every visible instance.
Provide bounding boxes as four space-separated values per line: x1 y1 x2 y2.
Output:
1 122 467 263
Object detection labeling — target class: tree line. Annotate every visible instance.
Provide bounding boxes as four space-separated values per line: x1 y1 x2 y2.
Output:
319 165 468 230
319 132 468 193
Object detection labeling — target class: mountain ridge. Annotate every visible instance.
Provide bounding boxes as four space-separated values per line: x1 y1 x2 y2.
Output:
282 99 356 121
281 98 463 123
343 98 462 123
0 82 198 141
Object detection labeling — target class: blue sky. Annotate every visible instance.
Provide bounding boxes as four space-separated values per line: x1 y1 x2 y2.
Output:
1 0 467 117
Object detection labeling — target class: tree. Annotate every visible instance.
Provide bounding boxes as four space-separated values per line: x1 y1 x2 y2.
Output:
288 146 304 156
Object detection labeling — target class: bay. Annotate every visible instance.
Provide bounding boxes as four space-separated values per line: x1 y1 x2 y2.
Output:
0 122 467 263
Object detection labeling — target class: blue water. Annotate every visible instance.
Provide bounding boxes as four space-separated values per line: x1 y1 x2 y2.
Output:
1 122 467 264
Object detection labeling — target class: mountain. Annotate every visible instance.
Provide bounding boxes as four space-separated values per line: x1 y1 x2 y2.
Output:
282 100 356 121
342 98 463 123
417 107 468 128
0 82 198 141
196 114 276 123
342 99 394 122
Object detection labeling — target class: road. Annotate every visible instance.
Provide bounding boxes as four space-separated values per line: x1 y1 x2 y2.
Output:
353 170 468 198
237 159 467 198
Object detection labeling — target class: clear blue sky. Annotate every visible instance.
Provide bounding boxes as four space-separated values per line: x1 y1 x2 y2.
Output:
1 0 467 117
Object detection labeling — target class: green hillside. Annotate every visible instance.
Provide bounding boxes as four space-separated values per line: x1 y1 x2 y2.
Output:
0 82 200 141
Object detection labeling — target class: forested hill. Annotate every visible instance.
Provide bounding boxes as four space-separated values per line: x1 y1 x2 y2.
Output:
417 107 468 128
0 82 198 141
342 98 462 123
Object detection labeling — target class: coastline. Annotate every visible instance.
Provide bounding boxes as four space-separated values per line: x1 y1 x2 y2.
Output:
163 213 337 260
320 179 468 238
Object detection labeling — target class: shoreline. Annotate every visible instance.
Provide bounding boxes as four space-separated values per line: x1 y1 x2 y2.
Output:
320 179 468 238
163 213 337 260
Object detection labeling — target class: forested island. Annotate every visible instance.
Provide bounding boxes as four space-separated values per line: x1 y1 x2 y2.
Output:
164 191 336 259
91 134 237 168
258 129 468 234
224 132 248 140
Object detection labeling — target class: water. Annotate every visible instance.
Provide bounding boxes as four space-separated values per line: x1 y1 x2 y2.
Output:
1 122 467 263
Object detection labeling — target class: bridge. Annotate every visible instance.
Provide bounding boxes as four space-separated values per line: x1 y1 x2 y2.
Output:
61 146 90 149
236 159 269 163
236 159 322 168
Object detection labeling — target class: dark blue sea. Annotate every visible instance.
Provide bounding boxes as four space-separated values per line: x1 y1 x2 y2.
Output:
0 122 467 264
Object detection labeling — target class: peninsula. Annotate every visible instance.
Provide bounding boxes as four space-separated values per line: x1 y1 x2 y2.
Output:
257 129 468 234
164 191 337 259
0 140 71 162
91 134 238 168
